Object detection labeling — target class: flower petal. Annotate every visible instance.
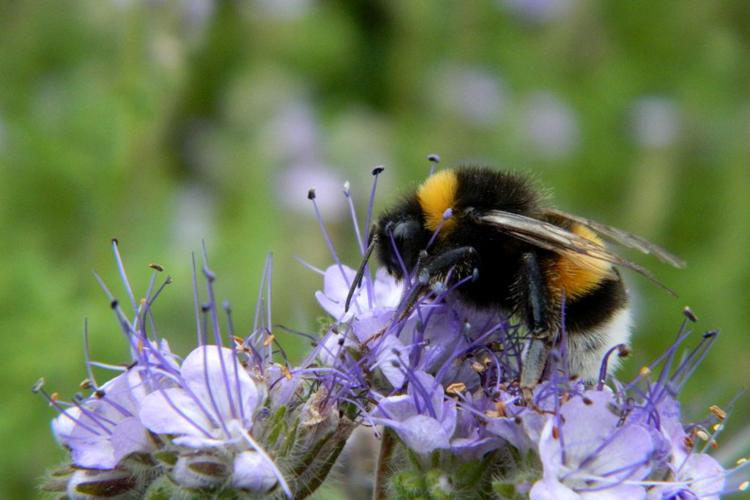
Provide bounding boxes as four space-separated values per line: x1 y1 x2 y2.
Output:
530 479 580 500
111 416 154 464
398 415 452 455
232 451 278 492
181 346 261 424
139 387 213 438
372 394 417 421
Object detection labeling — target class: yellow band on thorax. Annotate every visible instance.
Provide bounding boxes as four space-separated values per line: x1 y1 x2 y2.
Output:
417 169 458 234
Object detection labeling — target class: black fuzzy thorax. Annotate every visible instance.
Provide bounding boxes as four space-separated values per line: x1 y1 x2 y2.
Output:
436 168 543 309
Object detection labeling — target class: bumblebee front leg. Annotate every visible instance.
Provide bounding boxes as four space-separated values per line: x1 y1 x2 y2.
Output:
417 246 477 285
519 252 552 389
394 246 478 321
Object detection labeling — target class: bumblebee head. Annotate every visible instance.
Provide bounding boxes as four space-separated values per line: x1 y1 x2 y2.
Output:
375 209 431 279
374 169 462 279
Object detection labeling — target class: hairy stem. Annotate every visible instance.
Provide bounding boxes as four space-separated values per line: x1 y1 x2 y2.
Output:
372 429 396 500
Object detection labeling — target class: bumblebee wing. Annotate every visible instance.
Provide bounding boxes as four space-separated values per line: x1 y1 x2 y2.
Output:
544 208 686 268
478 210 677 295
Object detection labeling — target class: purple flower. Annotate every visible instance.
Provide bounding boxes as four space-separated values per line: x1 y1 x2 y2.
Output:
139 345 262 448
316 264 403 324
530 389 654 499
370 372 457 455
647 453 725 500
51 369 153 469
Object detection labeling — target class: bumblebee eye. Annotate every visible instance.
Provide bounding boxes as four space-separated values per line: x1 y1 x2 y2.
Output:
392 220 421 241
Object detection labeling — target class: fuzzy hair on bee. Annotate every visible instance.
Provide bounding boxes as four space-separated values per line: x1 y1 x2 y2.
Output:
369 166 684 386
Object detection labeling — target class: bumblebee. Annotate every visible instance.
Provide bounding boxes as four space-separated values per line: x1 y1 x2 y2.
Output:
371 166 684 386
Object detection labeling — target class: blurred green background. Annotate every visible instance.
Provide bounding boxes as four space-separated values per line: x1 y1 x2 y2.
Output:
1 0 749 497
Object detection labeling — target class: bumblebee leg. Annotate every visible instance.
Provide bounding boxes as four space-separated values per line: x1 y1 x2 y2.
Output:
519 252 551 388
418 246 477 284
394 246 477 322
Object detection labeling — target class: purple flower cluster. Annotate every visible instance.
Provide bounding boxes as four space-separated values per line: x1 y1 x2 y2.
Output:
37 244 350 498
306 167 746 498
312 252 743 498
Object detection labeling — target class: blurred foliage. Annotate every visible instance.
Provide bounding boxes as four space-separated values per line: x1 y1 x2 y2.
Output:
1 0 749 497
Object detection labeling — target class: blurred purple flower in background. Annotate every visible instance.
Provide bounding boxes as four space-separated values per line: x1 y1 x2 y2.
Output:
278 162 345 221
523 91 580 159
501 0 578 24
252 0 313 21
433 64 507 126
172 183 216 251
630 96 682 150
268 100 320 163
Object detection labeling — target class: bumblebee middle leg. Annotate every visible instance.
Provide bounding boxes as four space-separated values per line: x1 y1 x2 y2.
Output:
518 252 553 388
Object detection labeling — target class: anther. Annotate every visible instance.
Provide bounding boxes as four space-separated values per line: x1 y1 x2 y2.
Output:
343 181 351 196
427 154 441 164
110 299 119 309
94 389 106 399
31 378 45 394
495 401 507 417
307 188 316 200
201 303 211 313
111 238 119 246
617 345 631 358
149 263 164 272
371 166 385 176
471 361 486 373
80 379 93 390
446 382 466 395
582 397 593 406
709 405 727 421
683 306 698 322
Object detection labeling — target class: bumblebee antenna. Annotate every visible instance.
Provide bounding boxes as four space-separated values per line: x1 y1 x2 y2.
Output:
345 226 378 313
427 153 440 176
